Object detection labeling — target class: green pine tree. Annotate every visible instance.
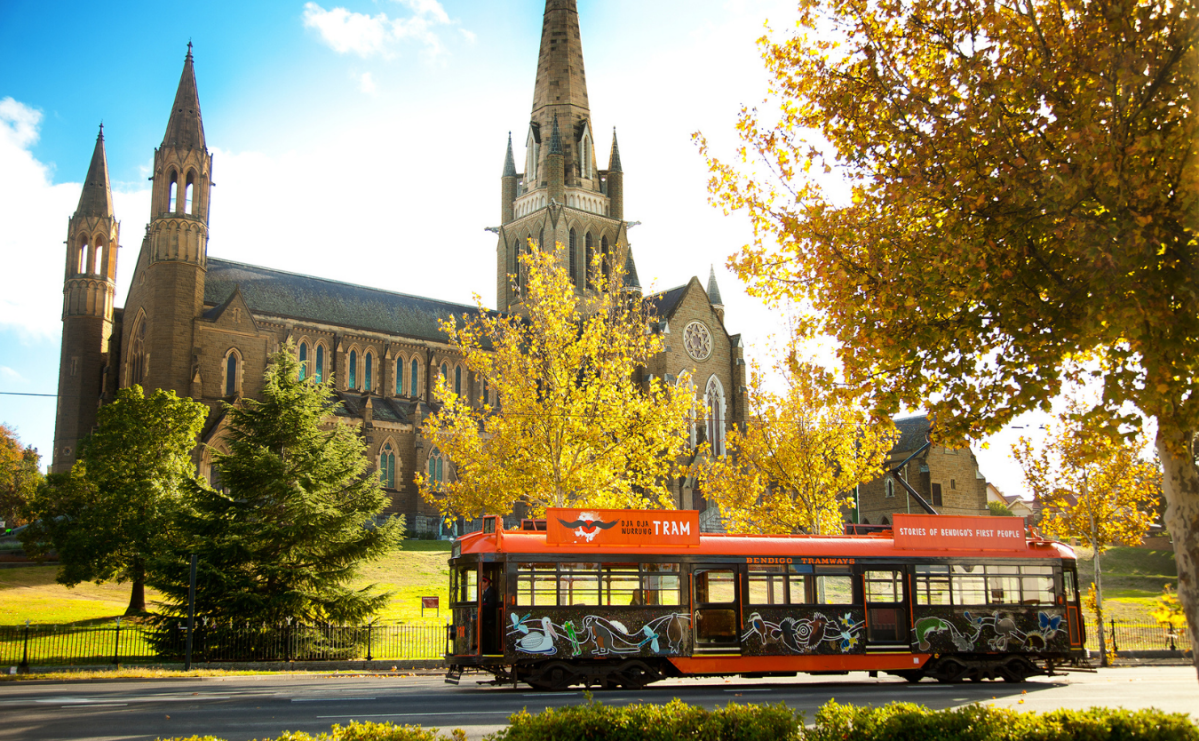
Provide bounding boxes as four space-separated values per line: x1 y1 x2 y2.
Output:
151 343 403 628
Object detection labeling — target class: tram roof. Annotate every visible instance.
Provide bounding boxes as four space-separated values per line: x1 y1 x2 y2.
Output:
454 530 1076 561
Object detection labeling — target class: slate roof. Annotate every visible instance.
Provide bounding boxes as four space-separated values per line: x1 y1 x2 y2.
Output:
204 258 487 342
332 392 437 423
892 414 931 454
644 284 689 320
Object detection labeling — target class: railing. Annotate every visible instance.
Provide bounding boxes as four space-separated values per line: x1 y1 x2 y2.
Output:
0 622 447 668
1083 619 1192 653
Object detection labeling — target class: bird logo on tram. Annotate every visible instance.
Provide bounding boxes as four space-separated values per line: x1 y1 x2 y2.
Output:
556 512 620 542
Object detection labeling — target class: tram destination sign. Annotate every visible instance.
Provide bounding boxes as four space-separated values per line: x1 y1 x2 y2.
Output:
892 514 1027 551
546 508 701 546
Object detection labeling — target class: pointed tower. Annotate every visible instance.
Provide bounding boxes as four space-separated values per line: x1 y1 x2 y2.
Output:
707 265 725 325
52 126 120 473
497 0 629 312
123 44 214 398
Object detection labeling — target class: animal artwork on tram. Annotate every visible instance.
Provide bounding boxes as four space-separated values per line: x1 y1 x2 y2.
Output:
508 612 691 657
912 610 1067 652
740 611 865 653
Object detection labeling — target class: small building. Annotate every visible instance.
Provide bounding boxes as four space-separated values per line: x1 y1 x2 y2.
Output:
987 483 1035 522
856 415 989 526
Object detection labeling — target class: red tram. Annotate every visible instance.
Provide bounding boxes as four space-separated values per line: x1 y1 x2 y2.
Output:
445 509 1087 690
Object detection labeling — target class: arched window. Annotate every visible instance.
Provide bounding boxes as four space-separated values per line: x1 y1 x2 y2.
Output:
482 379 490 406
705 376 726 457
298 342 309 380
885 477 895 498
77 236 88 275
315 345 325 383
538 227 544 251
348 350 358 389
454 366 463 395
168 171 178 212
601 236 611 282
224 350 239 397
678 372 697 449
569 228 578 286
428 449 445 490
585 233 594 289
440 363 449 386
365 351 374 392
411 358 420 397
185 171 195 214
93 237 104 275
396 357 405 395
581 135 590 178
379 442 396 489
130 314 148 385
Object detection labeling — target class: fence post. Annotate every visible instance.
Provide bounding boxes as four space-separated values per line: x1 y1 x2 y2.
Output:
17 620 30 674
185 554 197 671
1109 618 1119 654
367 621 373 662
112 617 122 666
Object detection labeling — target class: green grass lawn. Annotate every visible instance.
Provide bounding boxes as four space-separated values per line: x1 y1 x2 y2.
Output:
1073 546 1178 622
0 538 451 627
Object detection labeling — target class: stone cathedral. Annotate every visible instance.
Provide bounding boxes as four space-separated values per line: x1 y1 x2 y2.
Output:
51 0 747 535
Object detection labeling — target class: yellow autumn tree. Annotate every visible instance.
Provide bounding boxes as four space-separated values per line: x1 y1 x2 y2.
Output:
698 0 1199 678
1013 395 1161 666
699 351 894 535
417 242 694 519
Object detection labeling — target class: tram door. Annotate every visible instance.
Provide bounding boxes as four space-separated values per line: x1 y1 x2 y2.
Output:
693 565 740 653
481 563 504 656
862 567 909 649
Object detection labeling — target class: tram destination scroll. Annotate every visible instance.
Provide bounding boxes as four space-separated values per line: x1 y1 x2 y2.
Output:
893 514 1027 550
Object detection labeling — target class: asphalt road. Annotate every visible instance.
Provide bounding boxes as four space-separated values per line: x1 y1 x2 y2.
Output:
1 667 1195 741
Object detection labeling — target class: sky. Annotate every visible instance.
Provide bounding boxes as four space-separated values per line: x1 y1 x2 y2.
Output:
0 0 1053 499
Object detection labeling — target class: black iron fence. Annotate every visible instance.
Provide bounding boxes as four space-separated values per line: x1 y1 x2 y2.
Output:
3 618 1188 669
1 622 448 668
1083 619 1192 653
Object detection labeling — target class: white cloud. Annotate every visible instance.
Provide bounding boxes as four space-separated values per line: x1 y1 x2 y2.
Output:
0 97 151 340
459 28 477 44
302 0 463 60
0 366 25 383
358 71 378 95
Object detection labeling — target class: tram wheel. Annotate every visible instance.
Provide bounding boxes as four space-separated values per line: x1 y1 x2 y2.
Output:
1001 658 1033 683
932 658 967 683
616 660 659 689
891 670 924 683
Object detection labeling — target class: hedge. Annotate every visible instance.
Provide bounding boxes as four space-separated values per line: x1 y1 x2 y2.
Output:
157 700 1197 741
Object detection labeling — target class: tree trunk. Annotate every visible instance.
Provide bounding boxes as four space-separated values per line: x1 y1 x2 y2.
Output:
1156 427 1199 682
125 561 146 616
1094 543 1108 668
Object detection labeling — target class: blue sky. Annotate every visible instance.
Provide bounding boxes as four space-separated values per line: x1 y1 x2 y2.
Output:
0 0 1047 498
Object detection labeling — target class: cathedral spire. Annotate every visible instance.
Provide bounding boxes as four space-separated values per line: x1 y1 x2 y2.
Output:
502 131 517 177
162 44 206 151
609 127 622 173
531 0 590 121
707 265 724 306
76 124 114 219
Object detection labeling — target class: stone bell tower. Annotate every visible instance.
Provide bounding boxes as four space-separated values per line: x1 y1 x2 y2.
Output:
52 126 119 473
496 0 636 312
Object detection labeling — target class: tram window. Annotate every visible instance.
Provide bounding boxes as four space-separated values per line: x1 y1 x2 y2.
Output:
560 562 599 606
696 570 736 603
786 564 814 605
748 565 787 605
516 563 559 607
1063 570 1079 602
865 570 903 602
601 564 640 605
455 567 478 604
642 563 681 606
915 565 951 605
951 564 987 605
1022 575 1055 605
987 570 1022 604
